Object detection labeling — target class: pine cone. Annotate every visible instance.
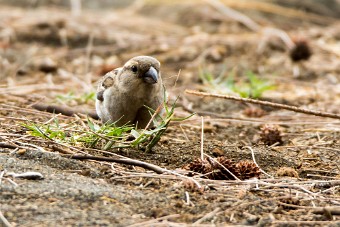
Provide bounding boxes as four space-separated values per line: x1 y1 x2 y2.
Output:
276 167 299 178
289 38 312 62
235 160 261 180
184 157 238 180
259 125 283 145
182 180 204 193
183 158 213 177
209 157 238 180
243 107 267 118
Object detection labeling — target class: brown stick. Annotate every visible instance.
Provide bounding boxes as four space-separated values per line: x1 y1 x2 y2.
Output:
64 154 201 188
277 202 340 215
31 103 99 120
272 221 339 225
0 142 18 149
185 90 340 120
63 154 165 174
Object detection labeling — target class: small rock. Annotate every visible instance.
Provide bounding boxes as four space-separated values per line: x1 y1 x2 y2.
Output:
38 57 58 73
8 171 44 180
212 147 224 157
276 167 299 178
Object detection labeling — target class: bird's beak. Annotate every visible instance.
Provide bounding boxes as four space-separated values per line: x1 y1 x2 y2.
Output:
143 66 158 84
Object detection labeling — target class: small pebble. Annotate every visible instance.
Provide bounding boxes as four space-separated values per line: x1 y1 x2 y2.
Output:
8 171 44 180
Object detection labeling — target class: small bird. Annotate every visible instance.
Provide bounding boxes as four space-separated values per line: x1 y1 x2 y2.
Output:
96 56 165 129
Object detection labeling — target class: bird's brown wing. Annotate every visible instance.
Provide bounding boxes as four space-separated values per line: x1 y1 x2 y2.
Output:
96 68 121 102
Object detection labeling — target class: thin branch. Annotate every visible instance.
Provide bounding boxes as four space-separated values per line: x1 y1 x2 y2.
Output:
272 221 339 225
194 207 221 224
204 0 260 32
64 154 165 174
70 0 82 17
173 69 181 88
224 195 295 211
63 154 202 188
15 141 47 153
185 90 340 120
185 191 191 205
245 146 273 178
0 142 18 149
200 116 204 160
31 103 99 120
144 103 164 130
0 210 12 227
0 171 5 185
276 202 340 215
127 214 180 227
204 153 241 181
257 180 318 197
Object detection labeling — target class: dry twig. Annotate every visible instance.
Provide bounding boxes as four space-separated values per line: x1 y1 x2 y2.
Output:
204 0 260 31
0 210 12 227
185 90 340 120
64 154 202 188
200 116 204 160
245 146 273 178
194 207 221 224
31 103 99 119
64 154 166 174
272 220 340 225
276 202 340 215
127 214 181 227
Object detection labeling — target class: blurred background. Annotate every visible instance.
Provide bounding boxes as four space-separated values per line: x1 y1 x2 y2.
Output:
0 0 339 113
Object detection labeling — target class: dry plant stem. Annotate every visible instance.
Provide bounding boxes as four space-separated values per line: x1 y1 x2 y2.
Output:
200 116 204 160
0 84 65 95
276 202 340 215
143 0 335 23
307 174 337 180
70 0 81 16
0 105 70 119
3 178 18 187
127 214 180 227
245 146 273 178
0 210 12 227
31 103 99 119
65 154 201 188
0 141 48 155
176 114 340 127
185 191 190 205
51 145 75 155
84 33 94 85
258 181 317 196
185 90 340 120
0 171 5 185
15 141 47 153
204 0 295 50
225 195 296 212
179 124 189 141
262 27 295 49
273 221 339 225
0 142 18 149
173 69 181 87
204 153 241 181
204 0 259 31
144 103 163 130
194 207 221 224
64 154 165 174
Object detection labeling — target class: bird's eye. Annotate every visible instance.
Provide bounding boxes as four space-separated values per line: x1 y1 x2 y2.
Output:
131 65 138 73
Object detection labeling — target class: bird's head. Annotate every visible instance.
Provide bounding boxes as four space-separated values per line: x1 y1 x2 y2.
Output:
122 56 161 84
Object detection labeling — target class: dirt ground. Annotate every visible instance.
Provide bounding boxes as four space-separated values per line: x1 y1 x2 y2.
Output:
1 1 340 226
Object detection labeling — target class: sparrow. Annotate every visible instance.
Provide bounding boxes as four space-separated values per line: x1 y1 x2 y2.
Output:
95 56 165 129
